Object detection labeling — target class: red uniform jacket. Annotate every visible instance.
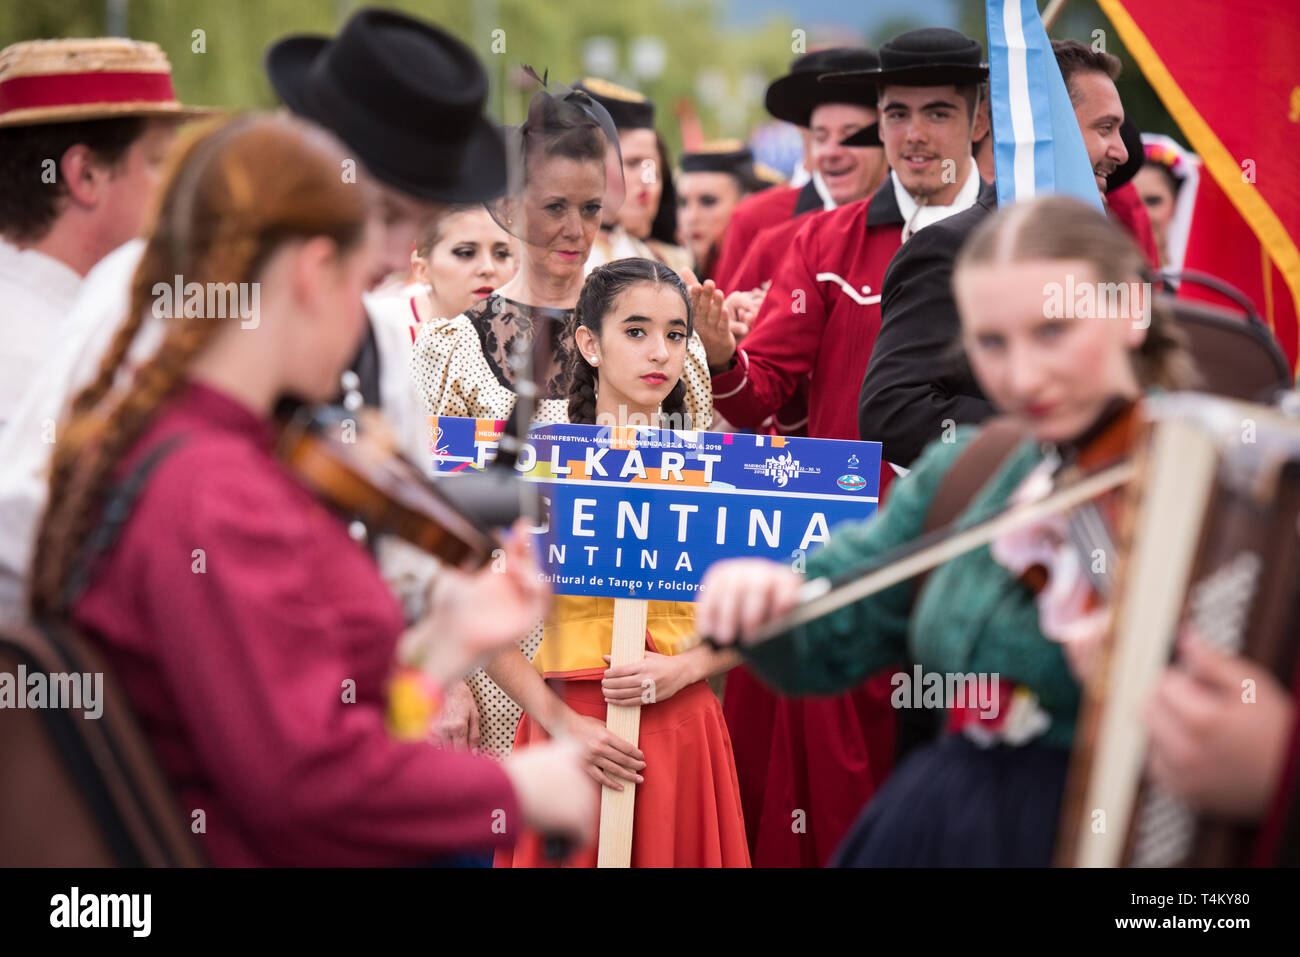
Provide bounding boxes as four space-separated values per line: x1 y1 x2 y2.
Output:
1106 180 1160 270
713 180 820 292
712 178 904 448
714 179 906 866
729 215 808 300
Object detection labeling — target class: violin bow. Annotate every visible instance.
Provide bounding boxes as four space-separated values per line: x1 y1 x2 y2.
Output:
701 458 1135 651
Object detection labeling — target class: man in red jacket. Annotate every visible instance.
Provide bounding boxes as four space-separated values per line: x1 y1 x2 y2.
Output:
712 47 884 293
695 27 995 868
700 29 992 450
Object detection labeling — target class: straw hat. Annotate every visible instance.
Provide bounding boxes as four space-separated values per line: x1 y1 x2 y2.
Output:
0 38 214 128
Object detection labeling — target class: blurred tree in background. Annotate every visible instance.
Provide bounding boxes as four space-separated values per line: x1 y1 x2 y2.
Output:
0 1 1179 157
0 0 827 156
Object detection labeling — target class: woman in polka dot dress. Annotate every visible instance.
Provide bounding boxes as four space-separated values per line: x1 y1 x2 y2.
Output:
410 89 712 759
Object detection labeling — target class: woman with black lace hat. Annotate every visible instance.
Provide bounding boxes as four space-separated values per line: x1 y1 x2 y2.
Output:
410 82 713 758
676 140 777 282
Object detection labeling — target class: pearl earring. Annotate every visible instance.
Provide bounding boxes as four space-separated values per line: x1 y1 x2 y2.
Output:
589 355 599 366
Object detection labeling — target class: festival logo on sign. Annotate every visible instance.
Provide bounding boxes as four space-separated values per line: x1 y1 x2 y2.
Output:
837 474 868 491
744 451 821 488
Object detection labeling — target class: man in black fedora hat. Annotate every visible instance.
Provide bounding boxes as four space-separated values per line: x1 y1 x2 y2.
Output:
712 47 885 293
266 7 508 302
857 35 1157 469
709 48 887 450
701 27 992 444
695 27 994 868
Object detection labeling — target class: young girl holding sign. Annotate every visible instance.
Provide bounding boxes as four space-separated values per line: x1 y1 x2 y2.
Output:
491 258 750 867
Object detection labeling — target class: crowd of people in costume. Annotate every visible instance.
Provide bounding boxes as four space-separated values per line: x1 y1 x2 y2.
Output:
0 7 1296 868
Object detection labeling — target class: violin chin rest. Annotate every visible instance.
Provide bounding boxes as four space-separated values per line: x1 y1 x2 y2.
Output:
430 470 524 531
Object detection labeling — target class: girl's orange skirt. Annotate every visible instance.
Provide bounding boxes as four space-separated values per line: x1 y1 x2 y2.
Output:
495 677 751 867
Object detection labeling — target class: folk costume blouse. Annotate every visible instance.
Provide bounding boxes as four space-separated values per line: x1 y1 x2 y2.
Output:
534 595 697 680
742 425 1082 750
73 382 521 866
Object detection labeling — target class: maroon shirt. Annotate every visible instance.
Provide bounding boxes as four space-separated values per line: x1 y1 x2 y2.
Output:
74 382 520 866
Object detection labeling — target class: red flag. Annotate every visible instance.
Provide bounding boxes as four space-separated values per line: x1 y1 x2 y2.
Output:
1098 0 1300 376
1179 171 1299 368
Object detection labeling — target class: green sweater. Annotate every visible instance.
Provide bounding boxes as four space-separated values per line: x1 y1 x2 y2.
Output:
743 427 1081 749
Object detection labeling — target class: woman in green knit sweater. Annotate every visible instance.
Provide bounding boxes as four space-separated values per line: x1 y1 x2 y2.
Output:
697 196 1198 865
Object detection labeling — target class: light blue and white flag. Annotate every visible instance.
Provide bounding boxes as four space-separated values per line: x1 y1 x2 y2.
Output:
986 0 1103 210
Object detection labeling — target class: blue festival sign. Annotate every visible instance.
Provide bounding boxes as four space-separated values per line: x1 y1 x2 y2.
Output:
429 416 882 602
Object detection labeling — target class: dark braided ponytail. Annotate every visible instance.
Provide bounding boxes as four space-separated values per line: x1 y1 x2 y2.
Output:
566 257 694 427
30 113 369 618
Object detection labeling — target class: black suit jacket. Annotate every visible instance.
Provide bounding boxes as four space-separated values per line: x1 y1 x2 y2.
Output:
858 180 999 466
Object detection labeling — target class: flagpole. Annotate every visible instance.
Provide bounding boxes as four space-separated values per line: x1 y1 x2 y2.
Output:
1042 0 1070 31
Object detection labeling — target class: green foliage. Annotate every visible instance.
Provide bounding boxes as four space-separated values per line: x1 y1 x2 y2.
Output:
2 1 1183 156
0 0 824 156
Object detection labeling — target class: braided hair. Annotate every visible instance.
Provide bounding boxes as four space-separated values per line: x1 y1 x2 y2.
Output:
30 113 369 618
566 257 693 427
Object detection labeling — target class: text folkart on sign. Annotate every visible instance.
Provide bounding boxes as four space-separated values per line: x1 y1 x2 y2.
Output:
429 416 883 602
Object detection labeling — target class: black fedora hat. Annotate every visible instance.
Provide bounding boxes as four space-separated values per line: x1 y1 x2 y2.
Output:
837 122 881 148
265 8 506 203
764 47 880 127
822 28 988 88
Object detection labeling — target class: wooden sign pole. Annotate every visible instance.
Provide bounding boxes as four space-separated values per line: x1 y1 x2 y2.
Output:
596 597 647 868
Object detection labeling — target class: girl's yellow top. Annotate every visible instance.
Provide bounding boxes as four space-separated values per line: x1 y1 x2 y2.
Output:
534 595 697 679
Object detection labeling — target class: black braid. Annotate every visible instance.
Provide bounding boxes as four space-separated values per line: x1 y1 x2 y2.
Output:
661 378 689 429
567 339 599 425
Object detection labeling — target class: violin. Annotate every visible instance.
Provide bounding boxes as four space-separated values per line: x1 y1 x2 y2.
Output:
991 399 1142 640
701 398 1145 651
275 402 499 567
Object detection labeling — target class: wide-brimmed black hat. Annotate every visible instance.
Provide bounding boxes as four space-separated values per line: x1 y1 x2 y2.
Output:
572 77 655 130
680 139 753 175
764 47 880 127
265 8 506 203
837 122 881 148
679 139 777 191
822 28 988 88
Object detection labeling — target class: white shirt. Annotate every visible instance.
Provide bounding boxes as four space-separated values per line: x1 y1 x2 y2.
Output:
0 239 433 619
891 156 983 243
0 240 148 618
0 238 84 436
811 170 836 211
